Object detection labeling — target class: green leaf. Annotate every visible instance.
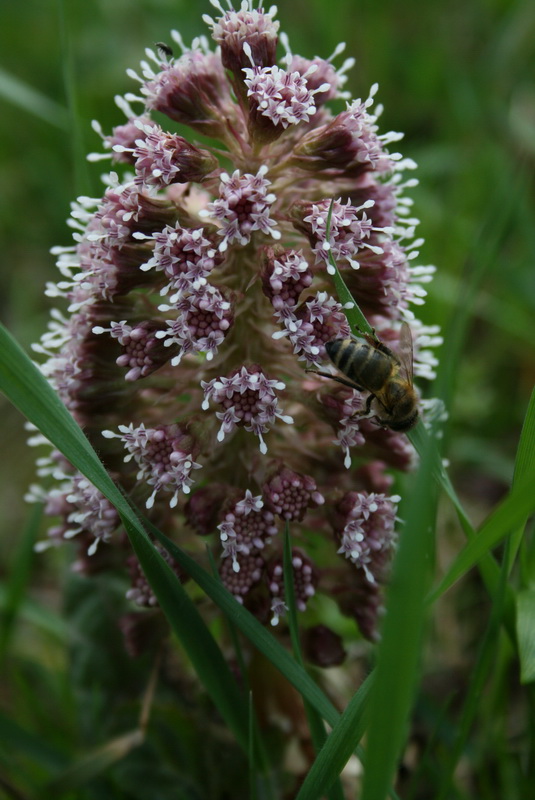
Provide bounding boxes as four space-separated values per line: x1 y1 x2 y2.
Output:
282 526 345 800
361 424 437 800
517 589 535 684
295 673 374 800
144 518 342 728
512 388 535 487
409 422 474 539
0 323 249 752
325 199 374 336
429 388 535 603
0 323 347 742
0 503 42 659
428 472 535 603
508 387 535 575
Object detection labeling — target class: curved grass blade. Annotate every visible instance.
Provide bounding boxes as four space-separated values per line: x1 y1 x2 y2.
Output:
360 424 437 800
0 67 69 129
143 517 342 727
283 525 345 800
0 323 249 751
408 423 474 538
508 386 535 574
295 673 374 800
429 390 535 602
325 199 374 336
0 502 42 660
428 472 535 603
517 589 535 683
0 323 346 736
436 539 510 799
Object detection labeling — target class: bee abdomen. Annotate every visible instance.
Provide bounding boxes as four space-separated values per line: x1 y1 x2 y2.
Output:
326 338 392 392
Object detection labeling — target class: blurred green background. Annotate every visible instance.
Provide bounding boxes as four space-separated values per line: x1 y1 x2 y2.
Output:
0 0 534 791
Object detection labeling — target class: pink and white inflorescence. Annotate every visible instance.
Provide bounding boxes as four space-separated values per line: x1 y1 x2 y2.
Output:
29 1 441 644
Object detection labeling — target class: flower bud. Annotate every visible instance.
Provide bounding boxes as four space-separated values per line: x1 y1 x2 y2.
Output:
206 3 279 99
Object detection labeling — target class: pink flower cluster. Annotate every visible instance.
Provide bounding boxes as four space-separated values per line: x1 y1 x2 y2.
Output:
29 1 441 647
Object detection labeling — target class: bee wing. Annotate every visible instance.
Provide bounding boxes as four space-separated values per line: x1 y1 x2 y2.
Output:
397 321 415 384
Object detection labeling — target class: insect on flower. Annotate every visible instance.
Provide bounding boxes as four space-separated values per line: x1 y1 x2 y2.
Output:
154 42 174 59
313 321 419 432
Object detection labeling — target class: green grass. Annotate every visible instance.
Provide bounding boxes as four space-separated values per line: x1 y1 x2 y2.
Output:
1 0 535 797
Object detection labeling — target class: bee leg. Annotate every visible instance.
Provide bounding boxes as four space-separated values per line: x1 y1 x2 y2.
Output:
305 368 363 392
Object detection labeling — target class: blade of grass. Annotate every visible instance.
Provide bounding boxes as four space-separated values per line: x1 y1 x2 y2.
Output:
512 389 535 682
0 712 67 772
428 472 535 603
508 387 535 574
516 589 535 684
295 673 374 800
436 536 510 799
283 525 345 800
248 693 258 800
325 199 374 336
0 67 69 128
58 0 92 196
408 423 473 538
143 516 342 727
0 323 347 735
410 423 517 638
0 587 69 643
206 548 275 793
0 503 42 660
360 422 437 800
429 388 535 603
0 323 249 751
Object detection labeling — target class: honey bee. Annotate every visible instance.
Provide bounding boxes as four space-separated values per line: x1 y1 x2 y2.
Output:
314 321 419 432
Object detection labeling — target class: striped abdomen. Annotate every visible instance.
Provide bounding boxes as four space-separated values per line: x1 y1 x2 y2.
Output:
325 338 395 393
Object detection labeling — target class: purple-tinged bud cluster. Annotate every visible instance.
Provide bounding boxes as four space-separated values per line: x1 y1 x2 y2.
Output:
220 550 266 602
102 423 201 509
205 1 279 77
218 491 277 574
263 467 324 521
242 48 325 144
27 469 120 559
117 121 218 189
158 284 234 364
337 573 385 643
333 491 400 583
200 166 280 251
139 223 221 290
202 366 293 453
261 247 313 310
274 290 351 366
93 320 174 380
29 1 442 653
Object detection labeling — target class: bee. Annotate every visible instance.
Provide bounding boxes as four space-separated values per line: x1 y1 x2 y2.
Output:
313 321 419 432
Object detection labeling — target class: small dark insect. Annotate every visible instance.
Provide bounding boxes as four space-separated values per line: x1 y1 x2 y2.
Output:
312 321 419 432
155 42 174 59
